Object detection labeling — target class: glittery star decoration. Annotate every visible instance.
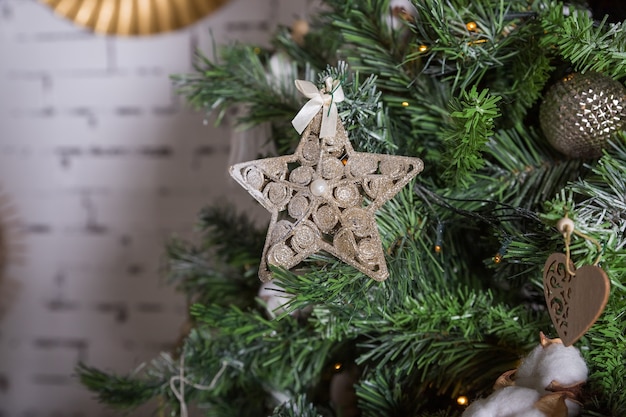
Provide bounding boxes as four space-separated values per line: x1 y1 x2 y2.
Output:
230 111 424 282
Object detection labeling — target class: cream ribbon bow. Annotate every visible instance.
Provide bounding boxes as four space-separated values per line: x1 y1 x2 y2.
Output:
291 77 345 138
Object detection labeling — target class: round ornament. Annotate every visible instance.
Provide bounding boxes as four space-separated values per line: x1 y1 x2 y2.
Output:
539 72 626 158
41 0 230 36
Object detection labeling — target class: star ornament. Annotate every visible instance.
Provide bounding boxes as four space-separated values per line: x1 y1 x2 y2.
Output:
230 88 423 282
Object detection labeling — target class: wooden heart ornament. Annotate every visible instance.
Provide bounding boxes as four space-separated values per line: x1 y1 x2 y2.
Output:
543 253 610 346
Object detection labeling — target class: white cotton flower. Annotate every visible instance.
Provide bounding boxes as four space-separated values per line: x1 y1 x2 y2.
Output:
516 340 587 391
515 342 547 390
462 386 546 417
514 336 587 417
464 334 587 417
536 342 587 389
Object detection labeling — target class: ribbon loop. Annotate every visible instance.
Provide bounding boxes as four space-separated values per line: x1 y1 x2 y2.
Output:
291 78 344 138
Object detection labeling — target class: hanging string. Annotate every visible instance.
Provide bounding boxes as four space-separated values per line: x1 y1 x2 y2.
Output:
558 216 576 276
169 352 230 417
575 229 603 266
557 213 603 276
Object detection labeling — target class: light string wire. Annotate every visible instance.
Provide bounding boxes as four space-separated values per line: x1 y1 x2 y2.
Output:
413 183 543 256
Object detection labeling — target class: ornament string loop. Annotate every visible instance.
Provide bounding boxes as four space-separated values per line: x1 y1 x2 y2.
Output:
557 214 603 276
291 77 345 138
169 351 232 417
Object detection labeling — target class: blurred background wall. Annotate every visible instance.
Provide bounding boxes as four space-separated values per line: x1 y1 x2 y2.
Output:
0 0 314 415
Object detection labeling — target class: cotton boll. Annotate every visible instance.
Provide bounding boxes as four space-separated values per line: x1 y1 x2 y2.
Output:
462 386 546 417
514 334 587 417
516 335 587 392
514 342 545 389
534 342 587 390
534 342 587 417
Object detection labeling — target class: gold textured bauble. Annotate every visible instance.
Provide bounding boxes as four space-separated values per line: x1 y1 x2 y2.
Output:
230 111 423 282
40 0 231 36
539 72 626 158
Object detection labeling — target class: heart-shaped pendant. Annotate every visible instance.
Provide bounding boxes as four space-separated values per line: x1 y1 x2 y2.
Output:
543 253 610 346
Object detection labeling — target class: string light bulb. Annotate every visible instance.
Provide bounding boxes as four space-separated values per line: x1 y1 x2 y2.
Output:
493 239 510 264
434 222 444 253
457 395 469 406
401 101 409 107
333 362 343 371
466 21 477 31
418 44 428 52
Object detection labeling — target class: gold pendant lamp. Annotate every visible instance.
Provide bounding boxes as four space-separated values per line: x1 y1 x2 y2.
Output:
40 0 231 36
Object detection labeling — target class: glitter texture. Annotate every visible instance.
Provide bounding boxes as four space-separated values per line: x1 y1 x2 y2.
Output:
230 111 424 282
540 72 626 158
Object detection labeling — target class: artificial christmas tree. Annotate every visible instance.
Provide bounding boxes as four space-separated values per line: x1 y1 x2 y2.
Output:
78 1 626 416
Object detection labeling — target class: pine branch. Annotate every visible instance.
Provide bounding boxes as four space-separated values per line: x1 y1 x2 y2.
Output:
328 0 450 151
352 290 544 397
76 362 169 410
270 394 325 417
356 370 403 417
196 204 266 268
171 45 303 129
190 303 337 393
272 11 344 74
583 312 626 417
199 383 273 417
317 63 399 154
357 368 461 417
540 4 626 79
490 38 553 124
164 204 265 306
407 0 536 89
164 238 258 307
441 86 502 186
329 0 412 94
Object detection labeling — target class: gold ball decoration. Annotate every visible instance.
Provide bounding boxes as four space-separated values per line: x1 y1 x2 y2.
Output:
40 0 231 36
539 72 626 158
